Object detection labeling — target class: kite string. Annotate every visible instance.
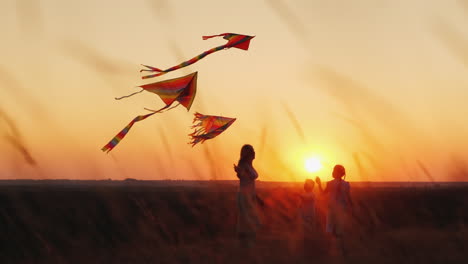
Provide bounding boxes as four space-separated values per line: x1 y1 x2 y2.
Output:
163 102 181 112
144 102 180 113
115 89 144 100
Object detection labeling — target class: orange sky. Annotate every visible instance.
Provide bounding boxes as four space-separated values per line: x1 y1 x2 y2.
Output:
1 0 468 182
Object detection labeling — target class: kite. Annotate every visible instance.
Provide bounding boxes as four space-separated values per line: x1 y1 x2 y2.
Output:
101 72 198 153
189 112 236 146
140 33 255 79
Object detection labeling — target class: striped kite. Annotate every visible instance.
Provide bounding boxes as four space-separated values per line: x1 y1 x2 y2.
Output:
189 112 236 146
102 72 198 153
140 33 255 79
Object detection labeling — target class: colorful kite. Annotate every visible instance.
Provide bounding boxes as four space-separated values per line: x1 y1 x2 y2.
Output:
189 112 236 146
102 72 198 153
140 33 255 79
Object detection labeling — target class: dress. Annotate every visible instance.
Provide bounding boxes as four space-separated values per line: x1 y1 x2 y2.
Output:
236 164 260 236
325 179 350 236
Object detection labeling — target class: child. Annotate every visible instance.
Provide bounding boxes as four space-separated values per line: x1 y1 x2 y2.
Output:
316 165 353 256
299 179 317 231
297 179 319 255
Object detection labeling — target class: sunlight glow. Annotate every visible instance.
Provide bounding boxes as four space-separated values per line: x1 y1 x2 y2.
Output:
305 157 322 173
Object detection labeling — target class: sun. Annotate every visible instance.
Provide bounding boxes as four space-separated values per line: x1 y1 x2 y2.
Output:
305 157 322 173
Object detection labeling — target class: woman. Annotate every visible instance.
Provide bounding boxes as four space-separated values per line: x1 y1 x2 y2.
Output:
233 144 261 248
316 164 353 255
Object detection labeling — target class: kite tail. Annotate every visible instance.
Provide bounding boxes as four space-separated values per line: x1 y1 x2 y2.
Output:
140 64 166 79
140 46 225 79
188 128 203 137
191 112 208 130
188 130 208 146
142 72 166 79
189 131 215 147
101 112 157 153
140 64 163 73
188 113 237 147
193 112 207 121
188 112 211 147
115 89 144 100
202 33 229 40
188 137 205 147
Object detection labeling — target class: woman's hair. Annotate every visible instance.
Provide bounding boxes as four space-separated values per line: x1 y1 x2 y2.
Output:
238 144 254 165
332 164 346 179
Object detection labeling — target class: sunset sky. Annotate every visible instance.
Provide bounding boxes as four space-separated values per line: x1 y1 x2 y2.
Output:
1 0 468 182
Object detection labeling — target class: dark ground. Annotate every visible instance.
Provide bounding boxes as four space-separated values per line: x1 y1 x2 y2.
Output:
0 181 467 264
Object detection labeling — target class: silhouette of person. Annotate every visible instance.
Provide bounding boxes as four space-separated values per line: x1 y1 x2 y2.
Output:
316 164 353 256
234 144 261 248
297 179 320 255
299 179 317 232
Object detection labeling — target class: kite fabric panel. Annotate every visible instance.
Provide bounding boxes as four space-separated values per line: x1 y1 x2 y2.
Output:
102 72 198 153
139 71 198 111
116 72 198 111
189 112 236 147
140 33 254 79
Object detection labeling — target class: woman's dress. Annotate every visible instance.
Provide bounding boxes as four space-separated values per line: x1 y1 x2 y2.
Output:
236 164 261 236
325 179 350 236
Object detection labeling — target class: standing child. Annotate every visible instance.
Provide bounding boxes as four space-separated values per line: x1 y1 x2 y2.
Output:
315 165 353 256
294 179 320 256
299 179 317 233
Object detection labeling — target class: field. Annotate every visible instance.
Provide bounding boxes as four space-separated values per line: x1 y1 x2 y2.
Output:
0 181 467 264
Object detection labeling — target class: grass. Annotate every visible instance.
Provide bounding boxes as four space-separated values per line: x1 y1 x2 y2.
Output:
0 182 467 263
